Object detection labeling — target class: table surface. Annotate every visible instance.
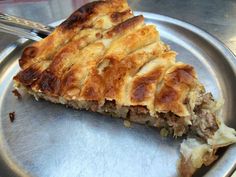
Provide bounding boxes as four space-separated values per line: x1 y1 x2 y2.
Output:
0 0 236 55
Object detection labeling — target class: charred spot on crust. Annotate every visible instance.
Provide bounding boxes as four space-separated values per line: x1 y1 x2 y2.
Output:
19 46 38 68
60 1 106 30
23 46 38 58
110 9 132 22
38 70 60 94
106 15 144 38
95 32 103 38
183 97 190 105
15 67 41 86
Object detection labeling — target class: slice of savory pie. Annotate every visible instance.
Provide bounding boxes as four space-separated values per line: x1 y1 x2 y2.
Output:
13 0 236 176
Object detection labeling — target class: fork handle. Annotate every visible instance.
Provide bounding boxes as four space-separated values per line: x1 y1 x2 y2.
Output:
0 12 54 36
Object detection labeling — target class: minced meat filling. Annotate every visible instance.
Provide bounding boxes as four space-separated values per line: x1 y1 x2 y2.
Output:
192 93 219 139
100 100 189 136
66 92 219 139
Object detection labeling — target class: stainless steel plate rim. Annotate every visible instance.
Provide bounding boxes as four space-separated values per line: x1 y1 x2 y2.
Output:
139 12 236 72
0 12 236 177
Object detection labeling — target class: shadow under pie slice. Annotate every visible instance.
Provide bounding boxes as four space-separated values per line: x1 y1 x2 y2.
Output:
13 0 236 177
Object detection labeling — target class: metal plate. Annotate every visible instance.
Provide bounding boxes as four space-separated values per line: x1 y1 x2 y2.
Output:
0 12 236 177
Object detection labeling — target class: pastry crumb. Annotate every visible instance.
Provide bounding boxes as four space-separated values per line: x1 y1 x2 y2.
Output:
9 112 15 123
160 128 169 137
124 120 131 128
12 89 22 99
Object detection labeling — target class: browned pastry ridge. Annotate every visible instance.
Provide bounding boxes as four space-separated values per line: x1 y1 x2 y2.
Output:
13 0 236 177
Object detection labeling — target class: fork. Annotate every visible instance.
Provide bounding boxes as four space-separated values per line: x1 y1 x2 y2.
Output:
0 12 54 41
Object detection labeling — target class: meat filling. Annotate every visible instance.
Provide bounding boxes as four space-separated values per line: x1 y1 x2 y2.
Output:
98 92 219 139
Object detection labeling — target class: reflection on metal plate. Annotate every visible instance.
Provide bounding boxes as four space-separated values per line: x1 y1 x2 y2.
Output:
0 12 236 177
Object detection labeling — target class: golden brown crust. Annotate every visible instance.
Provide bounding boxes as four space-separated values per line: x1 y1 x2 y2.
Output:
59 0 129 30
14 9 192 117
13 0 197 121
105 15 144 38
131 67 164 103
59 1 106 30
14 63 43 86
18 0 131 87
110 9 132 23
165 64 196 88
154 64 196 116
19 46 38 68
104 25 157 60
80 69 105 101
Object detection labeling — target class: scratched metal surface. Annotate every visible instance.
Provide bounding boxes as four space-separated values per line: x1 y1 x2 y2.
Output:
0 13 236 177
